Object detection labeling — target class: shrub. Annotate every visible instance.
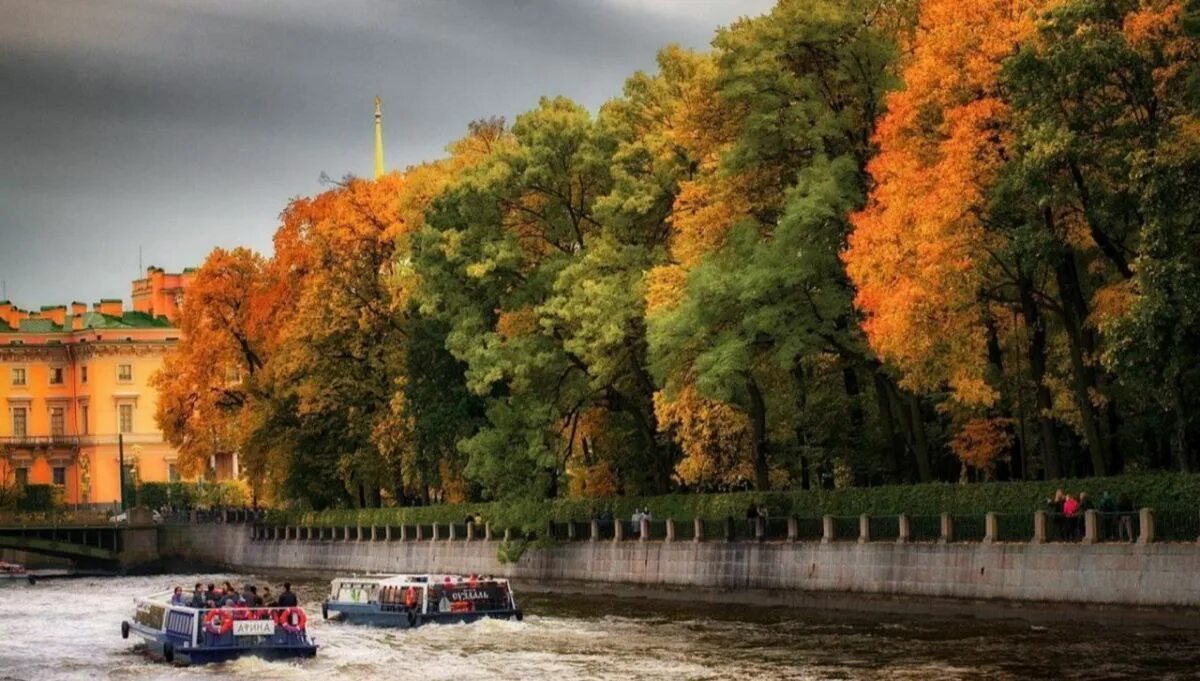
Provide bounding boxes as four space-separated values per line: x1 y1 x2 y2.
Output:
273 472 1200 531
16 484 61 512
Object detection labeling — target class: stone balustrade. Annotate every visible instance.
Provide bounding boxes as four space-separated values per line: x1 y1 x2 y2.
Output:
249 507 1190 546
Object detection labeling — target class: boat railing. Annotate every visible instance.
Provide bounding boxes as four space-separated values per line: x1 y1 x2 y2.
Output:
135 595 312 649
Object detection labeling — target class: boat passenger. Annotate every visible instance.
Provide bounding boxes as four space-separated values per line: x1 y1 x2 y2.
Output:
170 586 187 606
276 582 298 607
262 586 275 607
203 583 217 603
190 583 206 608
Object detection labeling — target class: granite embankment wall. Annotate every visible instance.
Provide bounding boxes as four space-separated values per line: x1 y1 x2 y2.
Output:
160 524 1200 608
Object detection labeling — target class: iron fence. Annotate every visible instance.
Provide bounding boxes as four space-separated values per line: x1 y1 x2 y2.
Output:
995 513 1034 542
831 516 860 541
1154 507 1199 542
868 515 901 542
952 514 986 542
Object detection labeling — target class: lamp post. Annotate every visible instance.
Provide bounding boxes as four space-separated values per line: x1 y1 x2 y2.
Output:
118 433 126 512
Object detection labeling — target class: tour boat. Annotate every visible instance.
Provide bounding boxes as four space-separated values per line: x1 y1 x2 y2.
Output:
322 573 522 627
0 560 34 583
121 592 318 665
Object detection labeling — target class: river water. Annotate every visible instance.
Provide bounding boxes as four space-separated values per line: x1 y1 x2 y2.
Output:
1 573 1198 680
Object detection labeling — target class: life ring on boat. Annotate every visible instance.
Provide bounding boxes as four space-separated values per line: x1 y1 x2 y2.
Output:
277 607 307 633
203 609 233 635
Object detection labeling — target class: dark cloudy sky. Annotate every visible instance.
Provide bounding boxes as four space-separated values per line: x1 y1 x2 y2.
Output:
0 0 772 306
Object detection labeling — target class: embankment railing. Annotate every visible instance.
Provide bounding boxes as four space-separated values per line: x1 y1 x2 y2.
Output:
247 506 1199 546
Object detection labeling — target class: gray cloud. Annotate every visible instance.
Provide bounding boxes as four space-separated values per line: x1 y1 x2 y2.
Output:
0 0 772 306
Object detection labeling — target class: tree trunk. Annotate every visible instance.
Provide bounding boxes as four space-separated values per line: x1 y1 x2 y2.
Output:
906 393 934 482
745 376 771 490
1052 249 1110 476
1017 271 1062 479
871 370 904 484
1171 379 1192 473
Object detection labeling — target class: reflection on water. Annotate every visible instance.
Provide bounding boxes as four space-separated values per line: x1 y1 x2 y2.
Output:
0 573 1197 680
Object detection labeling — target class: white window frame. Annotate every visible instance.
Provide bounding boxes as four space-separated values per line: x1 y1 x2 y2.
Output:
11 406 27 437
49 406 65 436
11 366 26 387
118 403 134 434
48 366 64 385
117 363 133 383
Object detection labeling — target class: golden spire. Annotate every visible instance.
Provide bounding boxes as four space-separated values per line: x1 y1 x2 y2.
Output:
373 96 385 179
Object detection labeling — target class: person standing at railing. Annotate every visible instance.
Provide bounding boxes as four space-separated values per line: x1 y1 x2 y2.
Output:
1117 493 1136 542
1047 489 1066 540
631 508 643 538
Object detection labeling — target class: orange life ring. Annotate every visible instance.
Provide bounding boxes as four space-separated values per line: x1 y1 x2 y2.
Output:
203 609 233 635
277 607 307 633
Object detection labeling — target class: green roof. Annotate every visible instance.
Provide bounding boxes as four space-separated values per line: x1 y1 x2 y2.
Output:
0 319 13 333
18 318 61 333
78 311 173 330
99 298 123 303
39 304 65 311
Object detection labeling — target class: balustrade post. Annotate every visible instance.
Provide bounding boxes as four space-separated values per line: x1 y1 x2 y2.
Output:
787 516 798 543
723 517 734 543
385 525 392 542
640 517 650 542
503 528 512 542
897 514 911 544
939 513 954 544
858 514 870 544
822 515 835 544
694 518 704 543
666 518 675 542
485 523 493 541
342 525 350 542
1032 511 1047 544
400 525 408 541
755 516 766 542
567 521 576 541
613 520 624 542
984 513 998 544
1083 510 1099 544
432 523 442 541
590 519 599 542
415 524 424 541
466 522 475 541
1138 508 1155 544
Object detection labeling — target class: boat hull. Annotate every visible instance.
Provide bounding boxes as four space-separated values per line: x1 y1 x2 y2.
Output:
126 620 317 666
325 601 522 628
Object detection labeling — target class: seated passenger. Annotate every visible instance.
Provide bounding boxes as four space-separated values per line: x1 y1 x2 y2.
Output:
170 586 186 605
276 582 298 607
190 583 206 608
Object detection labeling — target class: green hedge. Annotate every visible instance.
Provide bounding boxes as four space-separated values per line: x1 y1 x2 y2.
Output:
138 481 247 510
274 472 1200 533
15 484 61 512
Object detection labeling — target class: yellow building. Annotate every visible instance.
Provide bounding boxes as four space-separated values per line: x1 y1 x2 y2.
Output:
0 268 236 509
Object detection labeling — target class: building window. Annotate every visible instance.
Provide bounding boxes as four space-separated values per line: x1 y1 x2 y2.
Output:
11 407 27 437
119 404 133 433
81 366 88 384
80 405 89 434
15 467 28 486
52 466 66 486
11 367 25 386
50 407 65 436
49 367 64 385
168 463 180 482
117 364 133 382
